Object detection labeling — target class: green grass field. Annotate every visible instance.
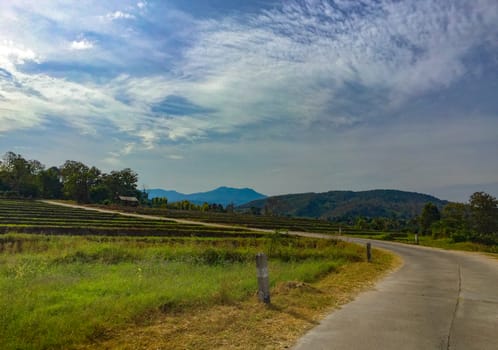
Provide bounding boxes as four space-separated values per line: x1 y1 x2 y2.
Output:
0 199 372 349
0 234 365 349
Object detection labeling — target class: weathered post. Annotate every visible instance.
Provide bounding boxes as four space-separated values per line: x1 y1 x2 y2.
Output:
256 253 270 304
366 242 372 262
414 233 419 245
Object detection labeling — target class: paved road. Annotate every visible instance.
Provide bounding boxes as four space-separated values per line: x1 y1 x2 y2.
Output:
293 238 498 350
42 201 498 349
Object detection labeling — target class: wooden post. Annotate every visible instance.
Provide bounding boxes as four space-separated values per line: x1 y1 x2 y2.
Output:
414 233 419 245
256 253 270 304
366 243 372 262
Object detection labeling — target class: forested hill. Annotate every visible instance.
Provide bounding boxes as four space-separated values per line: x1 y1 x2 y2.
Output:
239 190 448 220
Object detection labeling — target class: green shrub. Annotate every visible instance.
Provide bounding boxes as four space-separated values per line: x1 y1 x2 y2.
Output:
451 231 469 243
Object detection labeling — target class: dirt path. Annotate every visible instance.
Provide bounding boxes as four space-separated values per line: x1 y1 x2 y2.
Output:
41 200 270 232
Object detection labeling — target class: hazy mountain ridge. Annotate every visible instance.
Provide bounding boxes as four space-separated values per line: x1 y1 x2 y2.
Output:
146 187 267 206
239 189 448 219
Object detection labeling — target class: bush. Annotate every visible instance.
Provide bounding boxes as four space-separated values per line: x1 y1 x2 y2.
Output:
470 233 498 246
451 231 469 243
381 232 408 241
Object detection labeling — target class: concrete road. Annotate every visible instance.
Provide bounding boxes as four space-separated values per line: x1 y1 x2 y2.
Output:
293 238 498 350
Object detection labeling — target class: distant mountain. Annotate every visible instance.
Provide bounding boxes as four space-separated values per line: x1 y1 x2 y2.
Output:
239 189 448 219
146 187 267 206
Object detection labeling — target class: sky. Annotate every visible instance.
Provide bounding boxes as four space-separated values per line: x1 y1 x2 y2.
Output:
0 0 497 202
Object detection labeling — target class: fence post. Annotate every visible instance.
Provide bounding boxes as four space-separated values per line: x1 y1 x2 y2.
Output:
256 253 270 304
366 242 372 262
414 233 419 245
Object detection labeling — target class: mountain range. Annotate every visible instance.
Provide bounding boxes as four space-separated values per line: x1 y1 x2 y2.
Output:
146 187 267 206
147 187 452 219
239 189 448 219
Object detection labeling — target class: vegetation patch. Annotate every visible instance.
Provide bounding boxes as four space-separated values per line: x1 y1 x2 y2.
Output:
82 247 398 350
0 233 389 349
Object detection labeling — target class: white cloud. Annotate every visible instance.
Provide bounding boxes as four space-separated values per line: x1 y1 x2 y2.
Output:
106 11 135 20
168 154 183 160
0 40 39 71
70 39 94 50
137 2 147 9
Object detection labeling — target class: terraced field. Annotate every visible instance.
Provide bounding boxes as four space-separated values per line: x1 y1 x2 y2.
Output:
0 200 260 237
95 204 382 236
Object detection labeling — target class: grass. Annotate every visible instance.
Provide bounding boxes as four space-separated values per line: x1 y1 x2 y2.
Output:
84 246 398 349
0 233 382 349
0 199 398 348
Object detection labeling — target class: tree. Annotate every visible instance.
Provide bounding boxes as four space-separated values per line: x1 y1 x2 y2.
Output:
60 161 101 203
37 166 63 199
0 152 44 197
419 202 441 235
102 168 139 200
440 202 471 233
469 192 498 235
151 197 168 208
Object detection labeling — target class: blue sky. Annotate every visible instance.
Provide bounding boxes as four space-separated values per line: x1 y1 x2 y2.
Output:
1 0 497 201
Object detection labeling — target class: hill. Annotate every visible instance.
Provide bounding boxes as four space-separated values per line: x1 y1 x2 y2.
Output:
239 189 447 219
147 186 267 206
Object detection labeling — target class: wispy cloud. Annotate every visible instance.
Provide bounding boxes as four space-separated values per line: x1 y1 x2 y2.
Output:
0 0 497 152
70 39 94 50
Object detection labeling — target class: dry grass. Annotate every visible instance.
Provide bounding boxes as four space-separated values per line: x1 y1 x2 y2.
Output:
82 249 400 350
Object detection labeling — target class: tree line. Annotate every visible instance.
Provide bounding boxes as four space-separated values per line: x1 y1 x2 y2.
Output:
150 197 231 212
419 192 498 244
0 152 144 204
0 151 230 211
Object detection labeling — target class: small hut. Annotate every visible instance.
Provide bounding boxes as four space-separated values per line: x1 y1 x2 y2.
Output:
118 196 139 207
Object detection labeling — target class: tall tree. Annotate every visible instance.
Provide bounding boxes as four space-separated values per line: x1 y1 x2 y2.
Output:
60 161 100 203
0 152 44 196
37 166 63 199
469 192 498 235
102 168 139 200
419 202 441 235
441 202 471 232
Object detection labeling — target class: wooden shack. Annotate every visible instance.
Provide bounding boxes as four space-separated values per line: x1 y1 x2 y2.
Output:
118 196 139 206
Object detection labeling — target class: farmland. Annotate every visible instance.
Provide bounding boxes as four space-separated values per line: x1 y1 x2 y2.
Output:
0 200 258 237
0 199 394 349
90 203 383 236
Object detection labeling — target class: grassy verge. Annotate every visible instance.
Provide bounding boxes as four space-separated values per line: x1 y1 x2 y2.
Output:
0 233 396 349
85 247 398 349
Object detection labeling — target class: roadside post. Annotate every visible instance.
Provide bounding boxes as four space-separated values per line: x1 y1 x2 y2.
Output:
256 253 270 304
366 242 372 262
415 233 419 245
